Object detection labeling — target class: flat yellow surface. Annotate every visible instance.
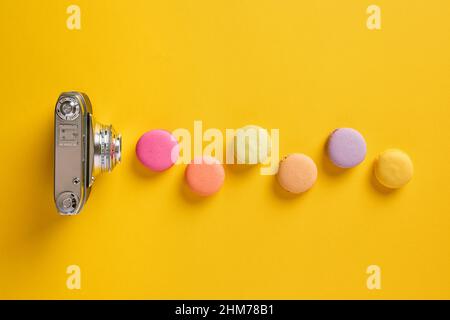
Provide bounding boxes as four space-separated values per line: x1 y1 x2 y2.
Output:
1 1 449 299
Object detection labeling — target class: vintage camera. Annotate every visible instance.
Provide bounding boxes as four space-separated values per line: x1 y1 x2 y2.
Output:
54 92 121 215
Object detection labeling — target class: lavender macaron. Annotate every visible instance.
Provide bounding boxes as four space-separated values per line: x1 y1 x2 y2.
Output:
327 128 367 168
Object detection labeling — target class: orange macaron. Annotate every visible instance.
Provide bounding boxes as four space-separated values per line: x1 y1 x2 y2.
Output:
185 156 225 196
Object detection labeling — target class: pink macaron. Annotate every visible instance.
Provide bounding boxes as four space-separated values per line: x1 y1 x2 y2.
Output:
136 129 179 172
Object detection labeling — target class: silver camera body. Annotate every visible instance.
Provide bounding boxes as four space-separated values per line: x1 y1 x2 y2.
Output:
54 92 121 215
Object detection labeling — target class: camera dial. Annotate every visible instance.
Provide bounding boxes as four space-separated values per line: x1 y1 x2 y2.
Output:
56 96 80 121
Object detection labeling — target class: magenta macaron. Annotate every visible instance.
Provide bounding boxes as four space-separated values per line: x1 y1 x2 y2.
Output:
136 129 179 172
327 128 367 168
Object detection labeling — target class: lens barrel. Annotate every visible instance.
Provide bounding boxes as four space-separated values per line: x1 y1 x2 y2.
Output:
93 121 122 174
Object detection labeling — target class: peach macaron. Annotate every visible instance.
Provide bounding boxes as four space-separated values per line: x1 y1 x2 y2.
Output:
277 153 318 194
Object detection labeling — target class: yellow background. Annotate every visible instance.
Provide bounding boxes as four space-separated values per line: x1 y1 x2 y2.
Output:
1 0 449 299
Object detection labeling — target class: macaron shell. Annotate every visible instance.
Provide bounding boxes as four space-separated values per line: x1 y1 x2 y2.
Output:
327 128 367 168
277 153 318 194
185 157 225 196
374 149 413 189
136 130 179 172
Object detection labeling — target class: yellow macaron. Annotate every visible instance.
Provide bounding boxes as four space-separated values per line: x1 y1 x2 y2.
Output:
374 149 413 189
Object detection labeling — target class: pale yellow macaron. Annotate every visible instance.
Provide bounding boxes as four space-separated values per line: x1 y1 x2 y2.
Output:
277 153 318 194
234 125 271 164
374 149 413 189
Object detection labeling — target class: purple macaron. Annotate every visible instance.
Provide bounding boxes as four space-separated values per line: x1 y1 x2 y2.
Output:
327 128 367 168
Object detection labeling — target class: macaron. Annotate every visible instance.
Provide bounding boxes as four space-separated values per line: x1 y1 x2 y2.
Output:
234 125 271 164
374 149 413 189
277 153 317 194
327 128 367 168
185 156 225 196
136 129 179 172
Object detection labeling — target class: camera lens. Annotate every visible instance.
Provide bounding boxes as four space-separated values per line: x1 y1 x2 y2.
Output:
93 121 122 174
